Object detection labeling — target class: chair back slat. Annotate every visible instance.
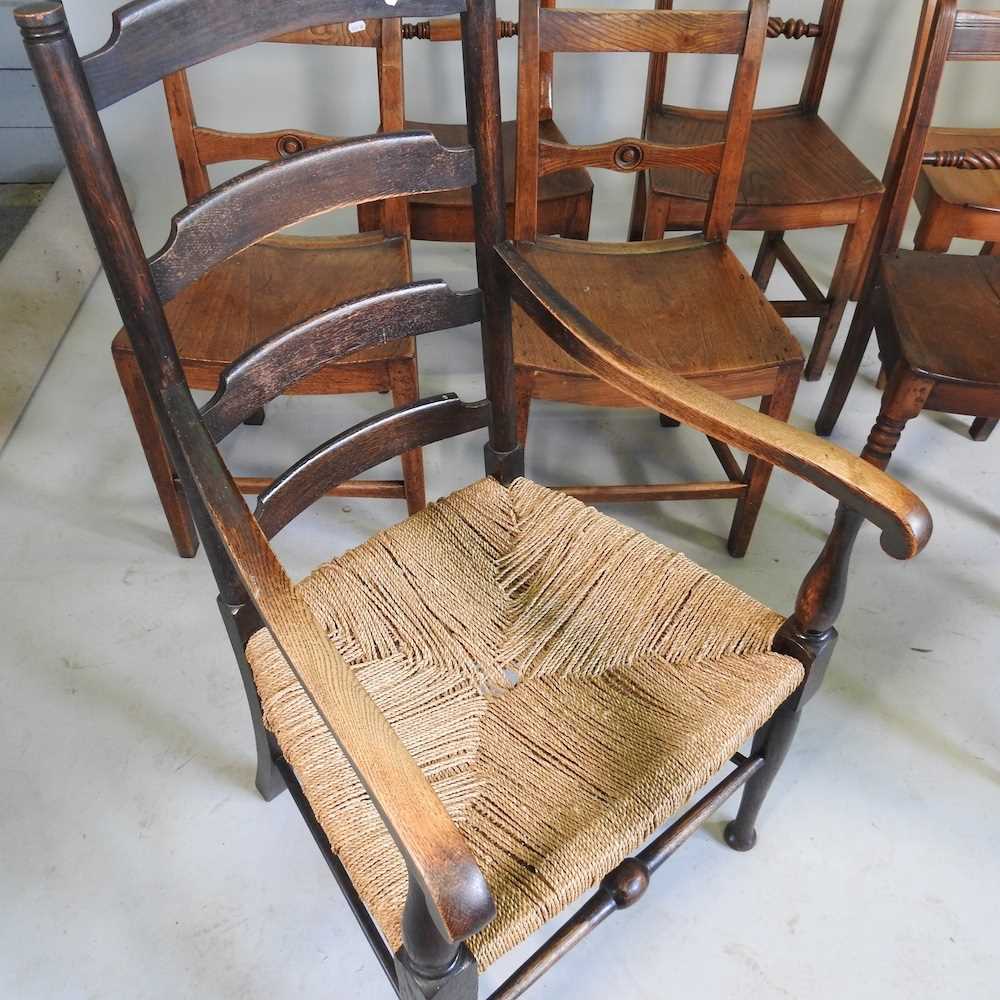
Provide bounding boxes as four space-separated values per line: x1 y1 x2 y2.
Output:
538 137 724 177
192 127 348 166
538 8 749 53
514 0 768 242
149 132 476 302
81 0 465 109
948 10 1000 59
254 395 492 538
201 282 483 441
269 20 383 47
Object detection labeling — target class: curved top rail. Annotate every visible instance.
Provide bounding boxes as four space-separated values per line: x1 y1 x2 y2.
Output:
80 0 467 110
149 132 476 302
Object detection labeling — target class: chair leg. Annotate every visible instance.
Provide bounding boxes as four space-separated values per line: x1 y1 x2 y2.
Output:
815 295 878 437
727 366 799 558
724 698 801 852
515 367 534 447
970 417 998 442
860 365 933 472
389 359 427 515
113 349 199 558
751 231 783 291
641 192 671 241
913 210 954 253
804 198 880 381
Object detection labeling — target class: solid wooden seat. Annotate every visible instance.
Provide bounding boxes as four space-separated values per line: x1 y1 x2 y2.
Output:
646 109 883 216
878 250 1000 388
513 236 801 386
112 234 413 382
245 476 805 970
404 118 593 240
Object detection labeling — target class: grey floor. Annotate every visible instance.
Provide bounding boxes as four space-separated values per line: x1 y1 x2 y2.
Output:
1 235 998 1000
0 183 49 260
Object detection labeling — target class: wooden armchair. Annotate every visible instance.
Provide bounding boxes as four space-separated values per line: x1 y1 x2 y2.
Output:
20 0 931 997
511 0 804 557
817 0 1000 464
629 0 885 381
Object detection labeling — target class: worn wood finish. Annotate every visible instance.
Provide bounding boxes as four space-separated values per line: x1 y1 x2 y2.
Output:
201 281 482 441
80 0 465 110
511 0 805 557
190 125 346 165
538 9 749 54
632 0 883 380
819 0 1000 455
149 132 475 302
255 396 491 538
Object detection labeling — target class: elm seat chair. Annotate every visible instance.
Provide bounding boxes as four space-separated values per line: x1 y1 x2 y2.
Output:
511 0 804 558
629 0 885 381
114 15 426 561
913 130 1000 442
19 0 931 996
816 0 1000 465
358 5 595 242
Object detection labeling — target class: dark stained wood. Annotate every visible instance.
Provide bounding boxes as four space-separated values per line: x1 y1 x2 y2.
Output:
767 17 821 41
201 281 482 441
511 0 800 556
632 0 882 380
948 9 1000 60
255 396 490 538
80 0 466 110
149 132 475 302
538 9 749 54
819 0 1000 455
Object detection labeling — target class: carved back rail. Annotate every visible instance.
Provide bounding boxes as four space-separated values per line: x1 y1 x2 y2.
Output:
513 0 769 243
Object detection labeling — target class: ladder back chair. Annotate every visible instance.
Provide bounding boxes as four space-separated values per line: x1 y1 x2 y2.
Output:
816 0 1000 466
629 0 884 381
113 14 429 560
357 4 595 242
512 0 805 558
19 0 931 995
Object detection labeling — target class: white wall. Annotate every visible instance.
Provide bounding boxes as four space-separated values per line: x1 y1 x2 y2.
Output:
53 1 999 295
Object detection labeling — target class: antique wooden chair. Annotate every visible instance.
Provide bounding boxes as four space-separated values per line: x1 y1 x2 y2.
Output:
512 0 804 558
816 0 1000 464
357 4 595 241
629 0 884 381
113 15 428 560
20 0 931 996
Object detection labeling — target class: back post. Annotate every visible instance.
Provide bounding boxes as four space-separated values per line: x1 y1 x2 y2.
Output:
462 0 523 482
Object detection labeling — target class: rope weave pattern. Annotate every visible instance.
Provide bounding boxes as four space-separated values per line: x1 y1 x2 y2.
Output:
246 478 804 967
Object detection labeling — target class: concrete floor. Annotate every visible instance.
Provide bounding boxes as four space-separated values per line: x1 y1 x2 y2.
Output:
1 235 998 1000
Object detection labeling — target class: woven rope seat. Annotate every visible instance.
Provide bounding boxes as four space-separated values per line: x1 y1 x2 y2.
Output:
245 477 804 968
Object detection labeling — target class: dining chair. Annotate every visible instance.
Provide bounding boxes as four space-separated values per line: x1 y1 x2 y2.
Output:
357 3 595 242
113 15 426 559
629 0 884 381
511 0 804 557
18 0 931 996
816 0 1000 465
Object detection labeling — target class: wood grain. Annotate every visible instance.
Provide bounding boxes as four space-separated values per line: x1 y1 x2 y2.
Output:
948 10 1000 60
538 9 749 54
538 136 723 177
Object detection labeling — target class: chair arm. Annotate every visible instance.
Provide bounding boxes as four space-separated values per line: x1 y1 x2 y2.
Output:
498 240 932 560
163 384 495 946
